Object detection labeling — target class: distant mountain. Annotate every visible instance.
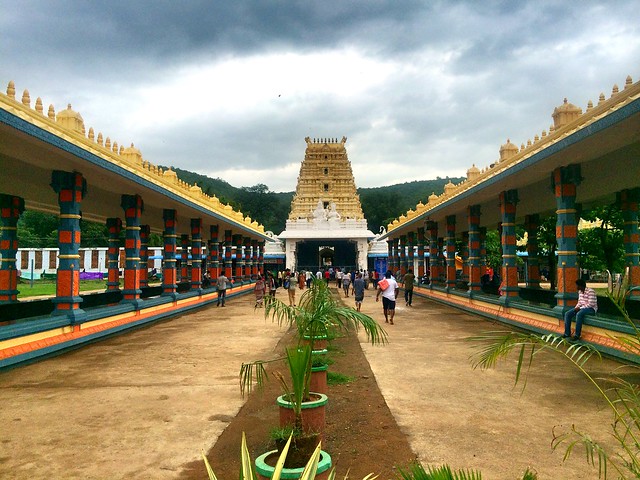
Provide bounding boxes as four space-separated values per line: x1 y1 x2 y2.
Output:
163 166 463 234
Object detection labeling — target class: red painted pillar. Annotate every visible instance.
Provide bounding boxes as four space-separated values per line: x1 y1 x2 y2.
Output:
499 190 520 304
120 194 144 307
426 221 439 287
552 165 581 315
224 230 233 279
445 215 456 291
139 225 150 288
180 234 190 283
106 218 122 291
399 235 407 275
407 231 415 274
524 214 541 289
50 171 86 321
417 227 425 278
467 205 482 295
243 237 252 280
190 218 203 291
0 194 25 303
208 225 219 280
620 188 640 300
162 209 178 298
258 240 265 276
251 239 259 276
233 234 244 280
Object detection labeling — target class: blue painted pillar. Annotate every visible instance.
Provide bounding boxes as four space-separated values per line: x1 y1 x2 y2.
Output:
499 190 520 305
426 221 439 287
224 230 233 278
552 165 581 315
106 218 122 291
50 170 86 322
417 227 425 278
139 225 150 288
620 188 640 301
445 215 456 291
120 194 144 307
208 225 219 280
190 218 203 291
524 214 541 288
467 205 482 295
162 209 178 298
0 194 25 303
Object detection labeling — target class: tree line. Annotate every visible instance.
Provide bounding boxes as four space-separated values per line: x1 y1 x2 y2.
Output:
16 168 624 278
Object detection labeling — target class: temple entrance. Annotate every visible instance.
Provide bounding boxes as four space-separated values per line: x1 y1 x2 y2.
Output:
295 240 357 272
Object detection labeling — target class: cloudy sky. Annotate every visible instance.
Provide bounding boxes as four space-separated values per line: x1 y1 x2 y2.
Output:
2 1 638 192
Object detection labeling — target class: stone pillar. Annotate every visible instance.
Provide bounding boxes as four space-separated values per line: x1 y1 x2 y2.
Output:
524 214 541 289
552 165 581 314
208 225 219 280
162 209 178 298
50 171 86 321
399 235 407 275
620 188 640 300
224 230 233 278
120 194 144 307
427 221 439 287
251 239 259 276
445 215 456 291
467 205 482 295
190 218 203 291
417 226 425 278
0 194 25 303
139 225 150 288
499 190 520 304
243 237 252 280
180 234 190 283
106 218 122 292
233 234 244 280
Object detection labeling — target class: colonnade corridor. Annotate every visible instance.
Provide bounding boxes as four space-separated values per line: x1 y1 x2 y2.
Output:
0 286 630 479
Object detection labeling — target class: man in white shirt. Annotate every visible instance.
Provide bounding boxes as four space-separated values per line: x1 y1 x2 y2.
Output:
375 270 400 325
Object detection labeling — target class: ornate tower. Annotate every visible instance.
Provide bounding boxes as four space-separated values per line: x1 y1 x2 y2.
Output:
288 137 365 221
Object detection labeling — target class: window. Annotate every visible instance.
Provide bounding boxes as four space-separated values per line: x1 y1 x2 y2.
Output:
323 168 328 175
324 184 329 192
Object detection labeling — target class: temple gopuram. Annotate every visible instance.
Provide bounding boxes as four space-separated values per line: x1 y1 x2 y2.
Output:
265 137 384 272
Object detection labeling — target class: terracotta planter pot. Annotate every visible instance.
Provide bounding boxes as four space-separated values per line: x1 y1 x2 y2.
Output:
255 449 332 480
277 392 328 436
310 364 328 394
302 334 328 350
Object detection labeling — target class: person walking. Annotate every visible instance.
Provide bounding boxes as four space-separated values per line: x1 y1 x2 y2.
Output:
298 270 306 290
286 270 297 306
342 271 351 297
254 274 266 308
267 271 277 298
376 270 399 324
563 278 598 340
403 268 415 306
353 272 365 312
216 273 230 307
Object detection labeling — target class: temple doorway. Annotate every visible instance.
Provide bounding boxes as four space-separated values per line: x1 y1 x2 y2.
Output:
295 240 357 272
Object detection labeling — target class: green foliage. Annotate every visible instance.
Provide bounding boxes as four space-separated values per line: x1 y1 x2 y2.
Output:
17 210 59 247
397 462 485 480
326 372 354 386
469 269 640 479
578 205 624 274
359 178 464 234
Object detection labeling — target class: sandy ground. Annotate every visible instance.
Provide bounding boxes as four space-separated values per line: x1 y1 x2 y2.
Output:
0 287 631 479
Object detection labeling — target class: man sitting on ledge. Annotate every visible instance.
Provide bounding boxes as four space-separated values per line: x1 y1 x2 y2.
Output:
563 278 598 341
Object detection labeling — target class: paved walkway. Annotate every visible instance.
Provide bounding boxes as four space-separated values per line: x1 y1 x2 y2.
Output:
0 287 626 479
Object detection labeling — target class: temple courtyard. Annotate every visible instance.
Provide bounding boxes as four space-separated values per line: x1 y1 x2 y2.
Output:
0 287 627 479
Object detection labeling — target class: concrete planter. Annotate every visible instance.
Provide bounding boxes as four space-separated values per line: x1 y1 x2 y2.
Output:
310 364 328 394
255 449 332 480
277 392 328 436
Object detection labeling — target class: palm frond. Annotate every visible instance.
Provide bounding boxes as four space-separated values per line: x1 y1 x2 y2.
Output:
240 360 270 397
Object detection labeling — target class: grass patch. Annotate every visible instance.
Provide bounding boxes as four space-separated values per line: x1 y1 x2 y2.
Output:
327 371 355 386
17 279 111 298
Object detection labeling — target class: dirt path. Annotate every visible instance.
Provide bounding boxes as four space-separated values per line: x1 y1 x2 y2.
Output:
0 287 630 479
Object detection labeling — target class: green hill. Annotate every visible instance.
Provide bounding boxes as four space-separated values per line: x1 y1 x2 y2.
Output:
163 167 462 234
